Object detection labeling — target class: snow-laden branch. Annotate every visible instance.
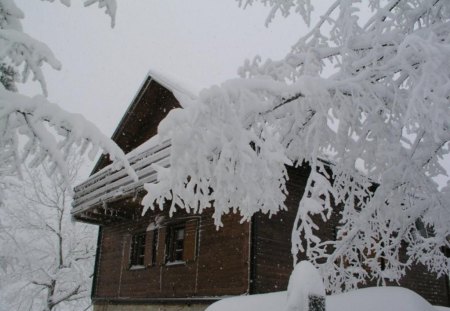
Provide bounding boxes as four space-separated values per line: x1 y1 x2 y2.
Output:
143 0 450 292
237 0 314 27
0 28 61 96
0 0 135 198
0 87 138 183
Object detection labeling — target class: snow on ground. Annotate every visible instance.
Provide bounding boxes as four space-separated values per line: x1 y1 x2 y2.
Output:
329 287 438 311
206 291 285 311
206 287 449 311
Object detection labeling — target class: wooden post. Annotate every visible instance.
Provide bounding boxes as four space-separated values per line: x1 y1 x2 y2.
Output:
308 294 326 311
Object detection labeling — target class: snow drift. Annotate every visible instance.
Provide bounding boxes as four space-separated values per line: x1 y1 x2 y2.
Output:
206 287 448 311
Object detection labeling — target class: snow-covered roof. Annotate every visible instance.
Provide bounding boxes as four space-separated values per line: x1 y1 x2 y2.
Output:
206 287 442 311
147 68 199 100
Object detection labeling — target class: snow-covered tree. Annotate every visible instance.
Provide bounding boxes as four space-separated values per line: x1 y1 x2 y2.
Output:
0 0 135 204
142 0 450 291
0 2 123 307
0 157 96 311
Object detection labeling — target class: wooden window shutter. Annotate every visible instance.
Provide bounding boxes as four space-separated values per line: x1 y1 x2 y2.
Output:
156 227 166 265
123 235 131 269
144 230 153 267
183 219 198 262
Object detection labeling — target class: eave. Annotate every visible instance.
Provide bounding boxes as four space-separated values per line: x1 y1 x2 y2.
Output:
72 139 171 225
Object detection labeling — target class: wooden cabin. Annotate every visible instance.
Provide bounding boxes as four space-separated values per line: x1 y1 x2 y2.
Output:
72 72 450 311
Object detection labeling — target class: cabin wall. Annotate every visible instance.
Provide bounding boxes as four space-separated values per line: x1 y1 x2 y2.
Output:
93 205 250 302
250 164 337 294
93 303 208 311
384 263 449 306
251 165 449 306
420 269 450 306
366 244 450 306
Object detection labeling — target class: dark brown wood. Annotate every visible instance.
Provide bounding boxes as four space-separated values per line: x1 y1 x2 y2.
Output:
92 78 181 173
157 226 166 266
144 230 154 267
250 164 449 306
183 219 198 262
250 165 311 294
93 206 250 299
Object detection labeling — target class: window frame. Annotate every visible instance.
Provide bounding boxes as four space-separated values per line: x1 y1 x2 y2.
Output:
129 231 146 269
166 223 186 264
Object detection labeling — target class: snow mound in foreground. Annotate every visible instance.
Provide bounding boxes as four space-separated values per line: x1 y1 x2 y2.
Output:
286 261 325 311
207 287 447 311
328 287 435 311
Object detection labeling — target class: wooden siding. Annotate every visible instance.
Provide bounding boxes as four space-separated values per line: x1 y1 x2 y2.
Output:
90 164 449 305
251 165 449 306
183 219 198 262
362 243 450 306
250 164 311 294
361 263 450 306
394 264 449 306
93 203 250 300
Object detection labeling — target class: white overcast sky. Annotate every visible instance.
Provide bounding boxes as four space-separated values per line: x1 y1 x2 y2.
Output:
21 1 449 185
16 0 309 136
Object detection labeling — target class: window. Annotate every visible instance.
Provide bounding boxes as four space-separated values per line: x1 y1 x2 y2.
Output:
159 219 198 265
130 232 146 267
166 224 185 263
